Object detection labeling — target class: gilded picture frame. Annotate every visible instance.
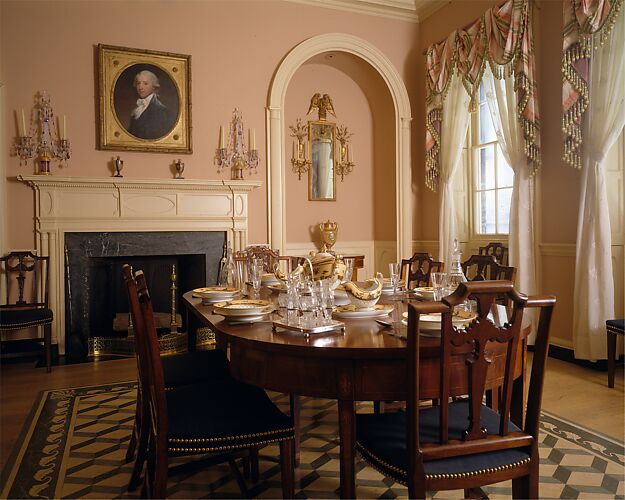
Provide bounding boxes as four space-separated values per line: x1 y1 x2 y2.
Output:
308 121 336 201
97 44 192 153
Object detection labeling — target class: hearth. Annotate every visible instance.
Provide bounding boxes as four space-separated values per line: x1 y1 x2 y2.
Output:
64 231 225 362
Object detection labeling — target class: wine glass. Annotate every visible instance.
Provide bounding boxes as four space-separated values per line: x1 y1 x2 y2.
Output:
431 272 448 301
343 258 355 283
389 262 400 297
250 258 264 298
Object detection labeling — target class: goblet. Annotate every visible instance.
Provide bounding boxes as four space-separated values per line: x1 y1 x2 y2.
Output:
389 262 401 297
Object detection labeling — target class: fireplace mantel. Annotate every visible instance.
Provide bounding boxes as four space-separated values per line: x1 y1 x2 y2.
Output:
18 175 261 354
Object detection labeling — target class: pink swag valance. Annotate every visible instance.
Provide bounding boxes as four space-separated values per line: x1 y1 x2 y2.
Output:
425 0 540 191
562 0 624 169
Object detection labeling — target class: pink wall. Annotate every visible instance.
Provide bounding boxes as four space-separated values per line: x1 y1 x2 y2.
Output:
1 0 419 249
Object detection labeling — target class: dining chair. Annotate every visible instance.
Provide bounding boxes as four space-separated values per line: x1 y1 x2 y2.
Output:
356 281 556 499
606 319 624 388
122 265 240 490
479 242 509 266
0 251 53 372
462 254 516 283
235 245 293 284
400 252 444 289
132 268 295 498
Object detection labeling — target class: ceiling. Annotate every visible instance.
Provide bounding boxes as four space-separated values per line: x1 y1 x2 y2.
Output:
284 0 448 22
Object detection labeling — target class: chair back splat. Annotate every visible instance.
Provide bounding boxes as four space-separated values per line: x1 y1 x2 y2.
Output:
400 252 444 289
479 242 509 266
356 280 556 499
462 254 516 283
0 251 53 372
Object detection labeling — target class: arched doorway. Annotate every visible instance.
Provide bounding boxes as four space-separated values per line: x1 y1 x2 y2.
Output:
267 33 412 262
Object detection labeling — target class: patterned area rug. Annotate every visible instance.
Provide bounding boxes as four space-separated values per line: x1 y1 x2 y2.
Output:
1 382 623 499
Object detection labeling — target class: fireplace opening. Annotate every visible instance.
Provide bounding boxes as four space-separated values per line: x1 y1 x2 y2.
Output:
64 231 225 362
89 254 205 338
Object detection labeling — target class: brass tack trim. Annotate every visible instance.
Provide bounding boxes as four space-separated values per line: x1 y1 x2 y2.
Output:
168 435 293 453
0 319 53 330
357 442 531 484
169 426 294 444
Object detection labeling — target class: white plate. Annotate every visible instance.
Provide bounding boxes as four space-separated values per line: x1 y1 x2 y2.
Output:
213 299 274 317
401 311 476 330
333 304 394 319
225 315 266 324
412 287 436 300
267 283 288 293
193 286 240 300
202 295 240 304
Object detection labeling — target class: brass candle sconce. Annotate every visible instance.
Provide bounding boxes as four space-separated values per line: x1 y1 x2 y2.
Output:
289 93 355 201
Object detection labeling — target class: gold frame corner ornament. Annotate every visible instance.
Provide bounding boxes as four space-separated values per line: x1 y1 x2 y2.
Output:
97 44 192 154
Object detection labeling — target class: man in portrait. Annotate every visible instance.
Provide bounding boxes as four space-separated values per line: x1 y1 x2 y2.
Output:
127 70 173 140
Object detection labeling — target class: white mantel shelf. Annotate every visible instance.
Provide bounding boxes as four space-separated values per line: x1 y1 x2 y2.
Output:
17 175 261 354
17 175 261 191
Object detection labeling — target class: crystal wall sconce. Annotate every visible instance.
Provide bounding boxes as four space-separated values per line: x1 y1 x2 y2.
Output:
214 108 258 180
12 91 71 175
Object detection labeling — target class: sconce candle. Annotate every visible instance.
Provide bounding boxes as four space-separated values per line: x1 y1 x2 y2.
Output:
20 109 26 137
219 125 225 149
62 115 67 140
249 128 256 151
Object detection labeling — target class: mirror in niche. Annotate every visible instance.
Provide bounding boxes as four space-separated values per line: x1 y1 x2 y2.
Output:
308 121 336 200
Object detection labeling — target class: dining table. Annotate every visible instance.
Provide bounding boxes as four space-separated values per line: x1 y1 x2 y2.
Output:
182 287 520 499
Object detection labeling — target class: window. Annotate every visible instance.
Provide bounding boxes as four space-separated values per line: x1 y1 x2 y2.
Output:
469 84 514 235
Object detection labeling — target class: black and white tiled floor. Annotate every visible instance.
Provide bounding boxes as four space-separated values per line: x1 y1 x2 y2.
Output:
3 383 623 499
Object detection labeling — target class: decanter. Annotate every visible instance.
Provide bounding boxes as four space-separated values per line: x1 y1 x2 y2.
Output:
446 238 467 294
218 245 237 288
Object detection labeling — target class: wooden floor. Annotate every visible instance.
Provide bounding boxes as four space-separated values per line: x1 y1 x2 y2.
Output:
1 353 623 472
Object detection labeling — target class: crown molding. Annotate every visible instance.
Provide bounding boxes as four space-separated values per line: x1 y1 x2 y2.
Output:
282 0 447 23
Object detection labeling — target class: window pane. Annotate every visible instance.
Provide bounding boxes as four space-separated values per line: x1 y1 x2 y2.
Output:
478 147 495 189
479 103 497 143
497 187 512 233
478 190 497 234
497 147 514 188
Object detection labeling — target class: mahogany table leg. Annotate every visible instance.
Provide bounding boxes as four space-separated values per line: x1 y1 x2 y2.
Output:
338 399 356 499
290 394 301 465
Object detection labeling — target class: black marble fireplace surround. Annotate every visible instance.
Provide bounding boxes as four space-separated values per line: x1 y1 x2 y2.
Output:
64 231 225 362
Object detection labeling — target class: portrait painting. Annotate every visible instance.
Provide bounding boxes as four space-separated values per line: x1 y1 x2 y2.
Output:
98 44 192 153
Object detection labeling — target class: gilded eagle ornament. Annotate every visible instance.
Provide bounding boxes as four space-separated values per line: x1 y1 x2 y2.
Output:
307 93 336 121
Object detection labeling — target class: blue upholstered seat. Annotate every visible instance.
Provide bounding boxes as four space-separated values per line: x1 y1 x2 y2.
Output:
166 378 293 454
356 400 530 483
607 319 624 335
0 307 53 330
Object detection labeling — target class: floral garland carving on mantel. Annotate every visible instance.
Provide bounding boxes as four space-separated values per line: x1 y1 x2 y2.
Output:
424 0 540 191
562 0 624 169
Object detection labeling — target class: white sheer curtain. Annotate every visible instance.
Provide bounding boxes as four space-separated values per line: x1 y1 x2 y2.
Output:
482 67 538 333
438 73 471 266
573 10 625 360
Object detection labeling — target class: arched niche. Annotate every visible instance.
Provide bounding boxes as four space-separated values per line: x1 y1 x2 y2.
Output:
267 33 412 261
